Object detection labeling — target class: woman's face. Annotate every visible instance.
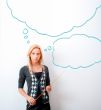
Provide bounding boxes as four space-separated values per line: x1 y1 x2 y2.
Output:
30 48 41 64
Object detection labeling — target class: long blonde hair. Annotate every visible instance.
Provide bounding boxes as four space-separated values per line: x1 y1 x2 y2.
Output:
27 44 43 72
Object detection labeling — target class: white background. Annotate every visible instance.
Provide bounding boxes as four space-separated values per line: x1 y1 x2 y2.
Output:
0 0 101 110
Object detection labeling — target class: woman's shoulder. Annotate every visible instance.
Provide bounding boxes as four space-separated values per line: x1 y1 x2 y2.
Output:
43 65 49 73
19 65 29 76
20 65 28 72
43 65 48 69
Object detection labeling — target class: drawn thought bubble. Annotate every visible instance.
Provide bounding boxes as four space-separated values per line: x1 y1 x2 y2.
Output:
52 34 101 68
7 0 101 35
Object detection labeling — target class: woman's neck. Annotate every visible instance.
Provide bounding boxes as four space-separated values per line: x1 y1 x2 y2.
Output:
31 61 41 66
32 63 40 66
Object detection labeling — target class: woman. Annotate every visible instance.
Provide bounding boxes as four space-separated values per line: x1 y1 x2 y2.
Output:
18 44 51 110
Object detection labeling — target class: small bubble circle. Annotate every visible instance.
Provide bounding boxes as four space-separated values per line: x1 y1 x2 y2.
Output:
24 35 28 39
27 40 30 44
48 46 52 50
23 28 28 34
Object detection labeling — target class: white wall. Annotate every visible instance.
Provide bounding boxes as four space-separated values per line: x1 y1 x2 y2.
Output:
0 0 101 110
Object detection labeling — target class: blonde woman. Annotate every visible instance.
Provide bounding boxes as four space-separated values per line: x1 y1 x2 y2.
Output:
18 44 51 110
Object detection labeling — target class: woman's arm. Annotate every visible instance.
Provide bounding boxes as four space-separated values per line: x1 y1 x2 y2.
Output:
18 88 36 105
18 88 29 99
45 66 52 93
46 85 52 93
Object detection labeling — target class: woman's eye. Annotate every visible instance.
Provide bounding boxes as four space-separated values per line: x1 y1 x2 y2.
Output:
32 53 40 55
32 53 35 55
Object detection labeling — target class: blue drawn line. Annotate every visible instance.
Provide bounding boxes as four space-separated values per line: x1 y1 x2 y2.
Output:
6 0 101 37
53 34 101 44
52 34 101 69
52 60 101 69
6 0 27 23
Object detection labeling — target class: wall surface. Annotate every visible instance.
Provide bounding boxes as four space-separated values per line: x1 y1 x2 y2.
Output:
0 0 101 110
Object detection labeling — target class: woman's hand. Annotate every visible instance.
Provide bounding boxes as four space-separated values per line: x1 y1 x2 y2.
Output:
46 85 52 93
27 96 36 106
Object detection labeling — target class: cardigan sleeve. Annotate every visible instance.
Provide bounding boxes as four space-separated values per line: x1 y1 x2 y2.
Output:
45 66 50 86
18 67 26 88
